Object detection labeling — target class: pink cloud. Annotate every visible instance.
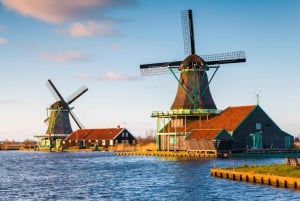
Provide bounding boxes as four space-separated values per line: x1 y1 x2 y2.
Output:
111 43 121 50
0 37 8 45
67 20 118 37
2 0 136 23
99 71 140 81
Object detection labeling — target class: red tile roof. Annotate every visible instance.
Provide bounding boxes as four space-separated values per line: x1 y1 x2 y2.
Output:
161 105 257 133
188 105 256 131
66 128 123 140
188 129 221 140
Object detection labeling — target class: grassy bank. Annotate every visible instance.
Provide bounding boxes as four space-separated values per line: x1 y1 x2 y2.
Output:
225 164 300 178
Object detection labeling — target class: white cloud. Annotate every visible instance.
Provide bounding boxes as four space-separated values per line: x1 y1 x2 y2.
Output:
99 71 140 81
1 0 136 23
67 20 117 37
41 51 89 62
79 74 93 80
0 99 18 104
0 37 8 45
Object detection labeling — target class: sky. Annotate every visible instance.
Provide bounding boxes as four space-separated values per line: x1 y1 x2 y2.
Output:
1 0 300 141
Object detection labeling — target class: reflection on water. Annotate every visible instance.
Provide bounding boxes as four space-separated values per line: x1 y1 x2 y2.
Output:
0 151 299 200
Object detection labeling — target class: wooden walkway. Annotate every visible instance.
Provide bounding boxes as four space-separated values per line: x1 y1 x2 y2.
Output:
211 168 300 190
116 151 217 158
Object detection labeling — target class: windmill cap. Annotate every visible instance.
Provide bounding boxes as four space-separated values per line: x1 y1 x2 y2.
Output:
179 54 206 70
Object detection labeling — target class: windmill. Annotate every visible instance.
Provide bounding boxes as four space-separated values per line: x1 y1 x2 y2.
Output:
140 10 246 111
45 79 88 136
140 10 246 151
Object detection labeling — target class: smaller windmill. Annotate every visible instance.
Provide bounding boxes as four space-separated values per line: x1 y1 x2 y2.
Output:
45 79 88 136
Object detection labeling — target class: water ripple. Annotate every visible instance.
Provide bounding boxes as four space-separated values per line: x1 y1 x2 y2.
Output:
0 151 299 200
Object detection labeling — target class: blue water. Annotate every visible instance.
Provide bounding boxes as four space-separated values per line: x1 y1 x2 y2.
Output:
0 151 299 201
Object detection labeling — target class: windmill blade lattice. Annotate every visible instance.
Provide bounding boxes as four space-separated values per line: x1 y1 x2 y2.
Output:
201 51 246 65
140 51 245 76
70 110 84 129
67 85 88 105
47 79 65 101
181 10 195 55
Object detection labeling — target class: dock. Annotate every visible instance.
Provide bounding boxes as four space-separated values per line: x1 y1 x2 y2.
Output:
211 168 300 190
115 150 217 158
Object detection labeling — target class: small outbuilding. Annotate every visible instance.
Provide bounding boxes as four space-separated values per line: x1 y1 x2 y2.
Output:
63 127 137 149
186 129 233 154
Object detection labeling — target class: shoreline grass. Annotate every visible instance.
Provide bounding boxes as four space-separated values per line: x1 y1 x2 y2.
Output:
225 164 300 178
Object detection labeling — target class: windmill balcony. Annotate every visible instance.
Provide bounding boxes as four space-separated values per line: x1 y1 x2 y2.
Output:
151 109 221 117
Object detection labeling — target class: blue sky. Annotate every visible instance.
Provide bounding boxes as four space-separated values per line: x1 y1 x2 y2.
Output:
1 0 300 141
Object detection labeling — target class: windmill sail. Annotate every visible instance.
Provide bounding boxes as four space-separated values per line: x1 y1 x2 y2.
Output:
181 9 195 55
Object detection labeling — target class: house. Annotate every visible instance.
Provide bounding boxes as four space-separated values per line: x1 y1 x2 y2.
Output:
196 105 294 151
62 127 137 149
156 105 294 152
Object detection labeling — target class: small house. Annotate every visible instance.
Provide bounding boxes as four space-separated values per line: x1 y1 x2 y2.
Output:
63 127 137 149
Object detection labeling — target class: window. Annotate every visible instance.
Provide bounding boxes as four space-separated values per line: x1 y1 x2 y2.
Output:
102 140 106 146
122 132 124 137
256 123 262 130
169 137 176 144
126 132 128 137
110 140 114 146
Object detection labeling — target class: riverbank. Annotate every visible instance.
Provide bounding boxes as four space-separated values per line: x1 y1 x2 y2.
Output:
211 163 300 190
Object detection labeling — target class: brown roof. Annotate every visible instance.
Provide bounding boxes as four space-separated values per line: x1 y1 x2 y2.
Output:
66 128 123 140
188 129 221 140
185 139 216 151
198 105 256 131
162 105 256 133
185 105 256 131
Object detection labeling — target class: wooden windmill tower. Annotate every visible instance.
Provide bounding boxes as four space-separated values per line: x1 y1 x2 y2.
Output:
35 79 88 150
45 79 88 135
140 10 246 151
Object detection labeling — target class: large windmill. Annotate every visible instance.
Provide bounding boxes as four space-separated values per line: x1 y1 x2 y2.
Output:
140 10 246 111
140 10 246 151
45 79 88 135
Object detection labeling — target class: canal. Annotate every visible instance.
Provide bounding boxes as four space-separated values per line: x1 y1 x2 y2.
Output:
0 151 299 200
